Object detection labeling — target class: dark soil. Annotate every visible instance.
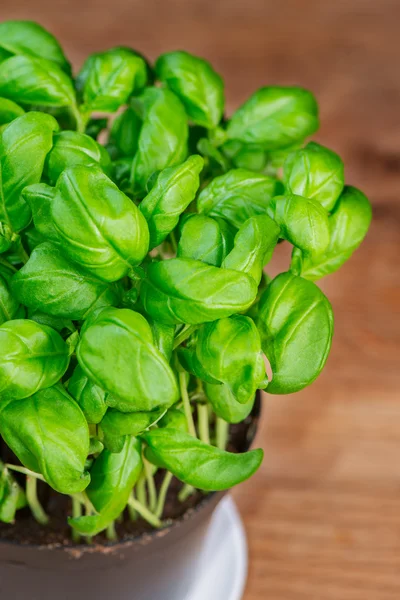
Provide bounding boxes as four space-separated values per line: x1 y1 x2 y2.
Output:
0 404 260 547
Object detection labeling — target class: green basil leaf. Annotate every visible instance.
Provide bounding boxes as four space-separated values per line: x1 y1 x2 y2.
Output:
0 384 90 494
77 48 147 113
0 222 14 253
69 436 143 536
222 214 280 284
0 55 76 108
142 428 263 491
0 112 58 232
68 365 109 425
291 186 372 280
197 168 282 228
131 87 189 195
0 461 27 523
257 272 333 394
158 407 188 432
140 155 203 249
205 383 255 424
77 308 179 412
51 165 149 282
22 183 59 242
0 20 71 73
267 194 330 257
284 142 344 211
177 214 225 266
12 242 121 320
196 316 267 404
0 319 70 402
0 266 20 325
109 107 142 157
29 309 74 334
155 50 224 129
148 318 175 361
227 86 319 149
177 346 220 384
45 131 112 185
141 258 258 325
100 408 164 453
0 97 25 125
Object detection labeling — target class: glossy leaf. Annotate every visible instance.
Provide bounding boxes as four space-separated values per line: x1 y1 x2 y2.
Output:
140 258 258 325
22 183 58 242
292 186 372 280
77 48 147 113
45 131 112 184
0 319 70 402
131 87 188 194
257 272 334 394
197 168 282 228
0 55 76 107
77 308 179 412
205 382 255 424
196 316 267 403
68 365 109 425
155 50 224 128
148 318 175 361
222 214 280 284
100 408 164 453
0 264 20 325
140 155 203 249
0 97 25 125
0 112 58 232
51 166 149 282
109 107 142 157
0 385 90 494
284 142 344 211
12 243 121 320
158 407 188 432
142 428 263 491
267 194 330 257
227 86 319 149
178 214 225 266
69 437 143 536
0 20 71 73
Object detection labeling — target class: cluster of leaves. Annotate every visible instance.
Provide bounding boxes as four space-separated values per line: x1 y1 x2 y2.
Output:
0 20 371 539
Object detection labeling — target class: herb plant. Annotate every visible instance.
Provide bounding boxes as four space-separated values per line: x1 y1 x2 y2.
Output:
0 20 372 541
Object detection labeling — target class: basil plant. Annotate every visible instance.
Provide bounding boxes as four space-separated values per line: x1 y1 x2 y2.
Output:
0 20 371 540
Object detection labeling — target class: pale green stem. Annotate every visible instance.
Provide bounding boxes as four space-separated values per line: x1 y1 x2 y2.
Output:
136 473 147 508
144 459 157 513
216 417 229 450
197 403 210 444
173 324 199 350
178 484 195 503
26 476 49 525
71 495 82 543
179 371 196 438
155 471 173 519
128 491 137 521
106 521 117 542
128 498 162 529
6 464 45 481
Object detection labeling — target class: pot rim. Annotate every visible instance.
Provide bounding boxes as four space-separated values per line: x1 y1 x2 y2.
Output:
0 392 261 552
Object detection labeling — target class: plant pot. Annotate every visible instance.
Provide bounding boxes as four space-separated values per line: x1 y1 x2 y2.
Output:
0 393 261 600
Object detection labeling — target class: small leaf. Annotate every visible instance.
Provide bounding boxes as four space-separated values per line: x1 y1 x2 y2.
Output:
178 214 225 266
68 365 109 425
100 408 164 453
142 428 263 491
205 383 255 424
109 107 142 157
0 97 25 125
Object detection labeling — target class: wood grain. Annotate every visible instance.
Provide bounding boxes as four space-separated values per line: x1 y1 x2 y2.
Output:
1 2 399 597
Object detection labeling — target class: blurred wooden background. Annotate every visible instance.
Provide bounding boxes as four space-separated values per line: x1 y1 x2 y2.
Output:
1 1 399 598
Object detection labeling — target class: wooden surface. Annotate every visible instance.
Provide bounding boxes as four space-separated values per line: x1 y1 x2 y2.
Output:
1 1 399 598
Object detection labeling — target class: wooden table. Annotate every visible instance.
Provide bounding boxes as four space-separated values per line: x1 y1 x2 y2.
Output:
2 1 399 597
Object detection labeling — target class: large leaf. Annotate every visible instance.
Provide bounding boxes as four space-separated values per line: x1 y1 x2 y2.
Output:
140 155 203 249
257 272 334 394
0 112 58 232
0 319 70 402
12 242 121 320
77 308 179 412
51 165 149 282
142 428 263 491
0 384 90 494
227 86 319 149
140 258 258 325
156 50 224 128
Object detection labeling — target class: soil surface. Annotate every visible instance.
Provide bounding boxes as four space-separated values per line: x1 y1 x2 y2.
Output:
0 407 259 547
